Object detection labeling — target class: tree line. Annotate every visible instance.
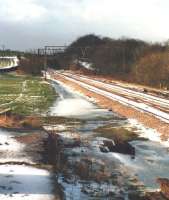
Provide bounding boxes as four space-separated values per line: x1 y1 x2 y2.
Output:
19 34 169 89
58 34 169 89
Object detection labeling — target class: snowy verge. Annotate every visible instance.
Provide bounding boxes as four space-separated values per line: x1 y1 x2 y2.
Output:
0 129 33 164
128 119 169 147
0 165 54 200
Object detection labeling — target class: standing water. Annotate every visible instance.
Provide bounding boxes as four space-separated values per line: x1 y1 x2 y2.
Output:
48 80 169 199
50 80 113 119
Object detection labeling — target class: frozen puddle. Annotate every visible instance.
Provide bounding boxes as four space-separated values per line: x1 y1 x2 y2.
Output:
0 165 54 200
58 176 118 200
51 98 109 119
94 120 169 190
50 80 112 119
51 98 97 117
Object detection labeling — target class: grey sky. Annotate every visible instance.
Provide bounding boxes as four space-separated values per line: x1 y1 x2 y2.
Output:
0 0 169 50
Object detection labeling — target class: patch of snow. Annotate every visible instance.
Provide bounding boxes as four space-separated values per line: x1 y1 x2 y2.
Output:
88 123 169 190
91 136 169 190
48 77 111 119
58 176 87 200
0 165 54 200
43 124 67 132
55 132 79 140
50 76 97 104
128 119 169 147
51 98 99 117
58 175 117 199
78 61 94 71
0 129 32 163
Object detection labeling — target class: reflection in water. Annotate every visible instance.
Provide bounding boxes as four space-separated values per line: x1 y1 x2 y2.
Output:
50 80 169 196
129 140 169 189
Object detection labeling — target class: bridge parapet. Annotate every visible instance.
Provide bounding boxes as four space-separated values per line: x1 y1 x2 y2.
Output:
0 56 19 71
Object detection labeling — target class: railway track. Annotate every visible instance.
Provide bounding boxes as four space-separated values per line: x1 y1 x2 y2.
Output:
63 72 169 114
61 73 169 113
49 70 169 124
65 72 169 108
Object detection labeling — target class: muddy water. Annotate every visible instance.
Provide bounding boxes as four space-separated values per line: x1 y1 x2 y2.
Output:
49 81 169 199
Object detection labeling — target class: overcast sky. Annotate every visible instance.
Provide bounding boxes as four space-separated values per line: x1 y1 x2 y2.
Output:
0 0 169 50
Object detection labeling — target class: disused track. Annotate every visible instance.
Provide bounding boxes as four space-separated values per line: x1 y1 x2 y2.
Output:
49 70 169 124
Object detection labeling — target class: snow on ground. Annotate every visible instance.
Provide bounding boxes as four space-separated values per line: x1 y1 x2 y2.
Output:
58 175 87 200
49 75 97 103
128 119 169 147
58 175 118 200
43 124 67 132
48 76 111 119
78 61 94 70
74 74 169 107
0 128 55 200
51 98 99 117
0 129 32 163
47 71 169 191
0 131 23 152
89 120 169 190
57 73 169 123
0 165 54 200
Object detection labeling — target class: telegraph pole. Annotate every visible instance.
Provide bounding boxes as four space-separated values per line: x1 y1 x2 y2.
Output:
1 45 5 56
44 46 47 80
122 44 126 73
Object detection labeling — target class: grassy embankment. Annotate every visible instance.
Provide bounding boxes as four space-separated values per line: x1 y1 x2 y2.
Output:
0 73 57 116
